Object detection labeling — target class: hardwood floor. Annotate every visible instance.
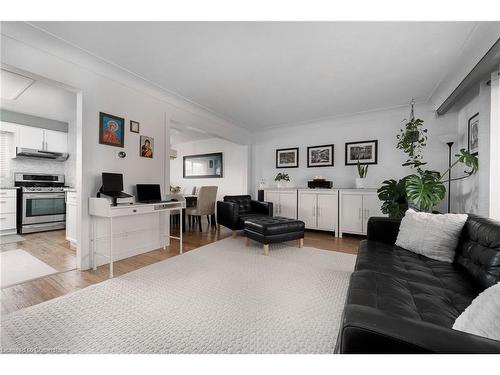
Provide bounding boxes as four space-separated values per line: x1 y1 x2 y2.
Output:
1 222 361 315
0 230 76 272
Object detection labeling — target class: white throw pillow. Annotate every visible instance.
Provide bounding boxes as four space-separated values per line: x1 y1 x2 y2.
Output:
395 209 468 263
453 282 500 341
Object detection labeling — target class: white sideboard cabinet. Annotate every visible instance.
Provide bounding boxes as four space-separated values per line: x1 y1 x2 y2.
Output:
339 189 385 237
264 189 297 219
298 189 338 233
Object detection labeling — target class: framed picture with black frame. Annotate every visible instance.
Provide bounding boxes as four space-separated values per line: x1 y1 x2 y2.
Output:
99 112 125 148
183 152 223 178
307 144 334 167
345 140 378 165
276 147 299 168
468 113 479 156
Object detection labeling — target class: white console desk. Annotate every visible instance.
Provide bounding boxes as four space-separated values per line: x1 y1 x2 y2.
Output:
89 197 185 278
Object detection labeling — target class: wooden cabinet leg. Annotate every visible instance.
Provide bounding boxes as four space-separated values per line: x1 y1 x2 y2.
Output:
245 237 250 247
299 238 304 248
232 230 237 238
263 244 269 256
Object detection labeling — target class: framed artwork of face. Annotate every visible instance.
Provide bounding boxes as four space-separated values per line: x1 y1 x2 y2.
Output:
140 135 154 158
99 112 125 148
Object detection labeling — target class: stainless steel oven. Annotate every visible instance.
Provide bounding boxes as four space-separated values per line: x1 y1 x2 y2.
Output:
15 173 66 233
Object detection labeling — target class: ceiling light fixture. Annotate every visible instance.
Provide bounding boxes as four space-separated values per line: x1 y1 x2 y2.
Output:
0 68 35 100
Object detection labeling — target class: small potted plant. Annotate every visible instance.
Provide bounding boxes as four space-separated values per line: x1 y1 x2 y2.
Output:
355 160 368 188
274 172 290 188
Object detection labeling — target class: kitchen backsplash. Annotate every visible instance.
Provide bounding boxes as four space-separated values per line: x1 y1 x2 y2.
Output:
5 157 75 187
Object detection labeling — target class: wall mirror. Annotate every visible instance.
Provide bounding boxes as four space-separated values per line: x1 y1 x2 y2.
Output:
183 152 223 178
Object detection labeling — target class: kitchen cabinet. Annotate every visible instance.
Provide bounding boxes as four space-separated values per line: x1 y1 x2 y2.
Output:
264 189 297 219
16 124 68 153
17 125 44 150
0 189 18 235
65 191 77 248
339 189 385 237
298 189 338 233
44 129 68 153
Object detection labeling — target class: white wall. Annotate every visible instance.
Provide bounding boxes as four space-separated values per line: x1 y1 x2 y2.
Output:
170 137 248 199
455 82 491 216
1 22 249 270
252 104 457 213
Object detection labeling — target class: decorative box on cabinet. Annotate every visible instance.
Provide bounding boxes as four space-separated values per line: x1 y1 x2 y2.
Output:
338 189 385 237
0 189 18 236
298 189 338 234
263 189 297 219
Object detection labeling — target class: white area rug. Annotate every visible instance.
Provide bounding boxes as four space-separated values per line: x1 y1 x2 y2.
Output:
1 249 58 289
0 234 26 245
1 238 356 353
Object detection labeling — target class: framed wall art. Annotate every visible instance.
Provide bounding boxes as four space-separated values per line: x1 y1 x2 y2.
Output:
276 147 299 168
468 113 479 155
99 112 124 148
345 140 378 165
307 144 334 167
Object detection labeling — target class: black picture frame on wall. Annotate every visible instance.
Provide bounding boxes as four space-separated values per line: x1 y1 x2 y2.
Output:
183 152 223 178
276 147 299 168
345 140 378 165
307 144 334 167
468 113 479 156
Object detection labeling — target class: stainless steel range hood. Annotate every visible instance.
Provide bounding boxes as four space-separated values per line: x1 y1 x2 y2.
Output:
15 147 69 161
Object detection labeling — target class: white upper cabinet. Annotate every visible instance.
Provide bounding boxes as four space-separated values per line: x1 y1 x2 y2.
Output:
44 129 68 153
15 124 68 153
17 125 44 150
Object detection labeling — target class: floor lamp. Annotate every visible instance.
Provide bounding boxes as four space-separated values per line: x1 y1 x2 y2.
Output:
439 134 457 213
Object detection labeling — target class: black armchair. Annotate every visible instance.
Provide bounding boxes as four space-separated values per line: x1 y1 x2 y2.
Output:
217 195 273 237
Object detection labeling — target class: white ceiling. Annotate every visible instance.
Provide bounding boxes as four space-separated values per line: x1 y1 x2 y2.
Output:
0 71 76 123
31 21 478 130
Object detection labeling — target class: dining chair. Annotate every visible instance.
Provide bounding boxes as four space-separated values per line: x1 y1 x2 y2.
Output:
185 186 218 232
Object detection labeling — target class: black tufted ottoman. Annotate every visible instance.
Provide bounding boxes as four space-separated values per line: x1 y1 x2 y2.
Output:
244 216 305 255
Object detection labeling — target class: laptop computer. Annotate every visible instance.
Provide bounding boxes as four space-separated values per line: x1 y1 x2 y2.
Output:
136 184 169 204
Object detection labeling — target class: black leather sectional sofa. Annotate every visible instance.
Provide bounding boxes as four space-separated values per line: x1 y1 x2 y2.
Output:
336 215 500 353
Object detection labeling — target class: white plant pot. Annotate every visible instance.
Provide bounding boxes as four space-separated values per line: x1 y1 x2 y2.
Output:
355 178 367 189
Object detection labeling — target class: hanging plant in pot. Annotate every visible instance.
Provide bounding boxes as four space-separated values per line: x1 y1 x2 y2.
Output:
355 159 368 188
377 100 478 217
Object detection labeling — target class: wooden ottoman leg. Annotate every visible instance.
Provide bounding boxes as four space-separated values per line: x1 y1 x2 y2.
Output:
299 238 304 248
246 237 250 247
263 244 269 256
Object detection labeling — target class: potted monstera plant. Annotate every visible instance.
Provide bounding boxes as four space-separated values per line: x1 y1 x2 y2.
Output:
378 101 478 217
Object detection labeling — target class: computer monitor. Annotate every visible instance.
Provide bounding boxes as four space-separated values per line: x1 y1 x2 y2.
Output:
136 184 162 202
102 173 124 193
